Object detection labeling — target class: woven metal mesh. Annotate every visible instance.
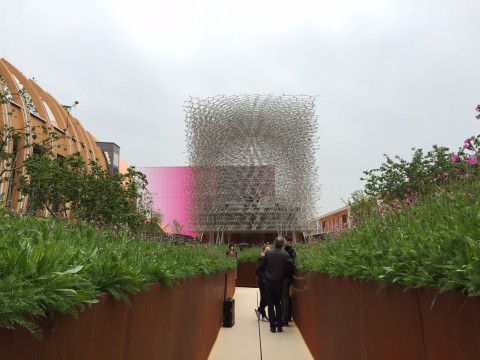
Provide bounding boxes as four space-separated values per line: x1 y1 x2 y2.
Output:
185 94 318 233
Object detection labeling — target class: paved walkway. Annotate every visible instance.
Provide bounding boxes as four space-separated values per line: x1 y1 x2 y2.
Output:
208 287 314 360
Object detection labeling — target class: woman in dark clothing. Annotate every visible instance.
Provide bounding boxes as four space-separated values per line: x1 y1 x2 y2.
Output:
282 237 296 326
226 244 237 259
255 245 270 321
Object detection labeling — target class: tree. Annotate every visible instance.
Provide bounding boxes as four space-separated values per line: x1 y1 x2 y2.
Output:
170 219 184 234
19 152 151 229
1 84 77 208
19 152 84 218
360 145 454 201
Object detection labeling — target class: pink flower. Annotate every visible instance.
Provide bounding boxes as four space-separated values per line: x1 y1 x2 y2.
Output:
113 225 118 231
442 172 449 180
467 156 478 165
463 138 475 150
405 198 413 205
119 230 124 235
451 154 460 163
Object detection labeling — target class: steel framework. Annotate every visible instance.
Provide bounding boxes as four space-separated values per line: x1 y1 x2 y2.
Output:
185 94 318 234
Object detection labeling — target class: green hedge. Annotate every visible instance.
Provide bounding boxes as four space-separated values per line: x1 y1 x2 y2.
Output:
236 246 264 263
0 212 235 335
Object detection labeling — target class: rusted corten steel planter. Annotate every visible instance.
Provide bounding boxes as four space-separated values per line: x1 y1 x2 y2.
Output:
225 267 236 298
0 269 236 360
292 272 480 360
236 262 258 287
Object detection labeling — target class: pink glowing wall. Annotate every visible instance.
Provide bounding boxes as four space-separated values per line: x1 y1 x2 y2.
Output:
138 166 197 237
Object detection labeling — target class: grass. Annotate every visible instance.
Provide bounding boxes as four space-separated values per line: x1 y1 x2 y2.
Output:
236 246 265 263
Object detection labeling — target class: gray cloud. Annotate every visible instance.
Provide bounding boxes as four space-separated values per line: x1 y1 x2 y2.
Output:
1 0 479 214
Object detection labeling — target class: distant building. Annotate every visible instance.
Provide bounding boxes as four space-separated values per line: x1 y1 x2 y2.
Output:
0 58 125 212
309 206 351 239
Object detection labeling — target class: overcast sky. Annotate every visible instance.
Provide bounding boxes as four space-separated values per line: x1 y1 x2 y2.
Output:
1 0 479 215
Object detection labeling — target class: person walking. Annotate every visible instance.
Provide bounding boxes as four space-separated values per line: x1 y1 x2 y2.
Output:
254 245 270 322
264 236 293 333
281 237 296 326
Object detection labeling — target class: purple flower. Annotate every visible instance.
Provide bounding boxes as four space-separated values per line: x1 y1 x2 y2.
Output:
451 154 460 163
405 198 413 205
467 156 478 165
443 172 449 180
464 137 473 144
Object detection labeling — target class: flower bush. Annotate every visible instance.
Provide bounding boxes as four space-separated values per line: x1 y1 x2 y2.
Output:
297 105 480 296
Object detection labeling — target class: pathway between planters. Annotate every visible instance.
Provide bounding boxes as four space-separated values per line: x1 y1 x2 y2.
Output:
208 287 313 360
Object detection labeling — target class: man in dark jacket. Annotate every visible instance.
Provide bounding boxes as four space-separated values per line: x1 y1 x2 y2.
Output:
254 245 270 322
282 237 296 326
264 236 294 333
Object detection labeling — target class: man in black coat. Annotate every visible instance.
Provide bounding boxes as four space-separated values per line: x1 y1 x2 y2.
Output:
264 236 294 333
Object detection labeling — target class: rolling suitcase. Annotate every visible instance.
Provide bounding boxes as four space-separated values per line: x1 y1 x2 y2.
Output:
222 273 235 327
222 297 235 327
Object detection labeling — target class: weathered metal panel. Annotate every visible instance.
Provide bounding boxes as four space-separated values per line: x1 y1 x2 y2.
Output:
419 287 480 360
0 270 235 360
236 262 258 287
357 281 424 359
293 272 480 360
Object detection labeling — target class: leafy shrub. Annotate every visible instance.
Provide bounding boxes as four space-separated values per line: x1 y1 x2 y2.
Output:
298 176 480 294
298 112 480 296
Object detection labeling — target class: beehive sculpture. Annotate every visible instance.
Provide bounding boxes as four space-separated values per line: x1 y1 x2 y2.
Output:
185 94 318 234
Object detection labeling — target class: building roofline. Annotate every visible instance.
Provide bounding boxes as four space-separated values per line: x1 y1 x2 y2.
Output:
314 205 349 220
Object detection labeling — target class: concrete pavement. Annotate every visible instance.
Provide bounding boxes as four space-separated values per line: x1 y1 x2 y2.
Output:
208 287 314 360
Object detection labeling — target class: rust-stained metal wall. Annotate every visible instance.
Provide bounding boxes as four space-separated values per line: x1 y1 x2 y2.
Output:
236 262 258 287
292 272 480 360
226 267 236 298
0 270 236 360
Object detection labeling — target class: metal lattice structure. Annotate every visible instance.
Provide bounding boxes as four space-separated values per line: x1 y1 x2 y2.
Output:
185 94 318 234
